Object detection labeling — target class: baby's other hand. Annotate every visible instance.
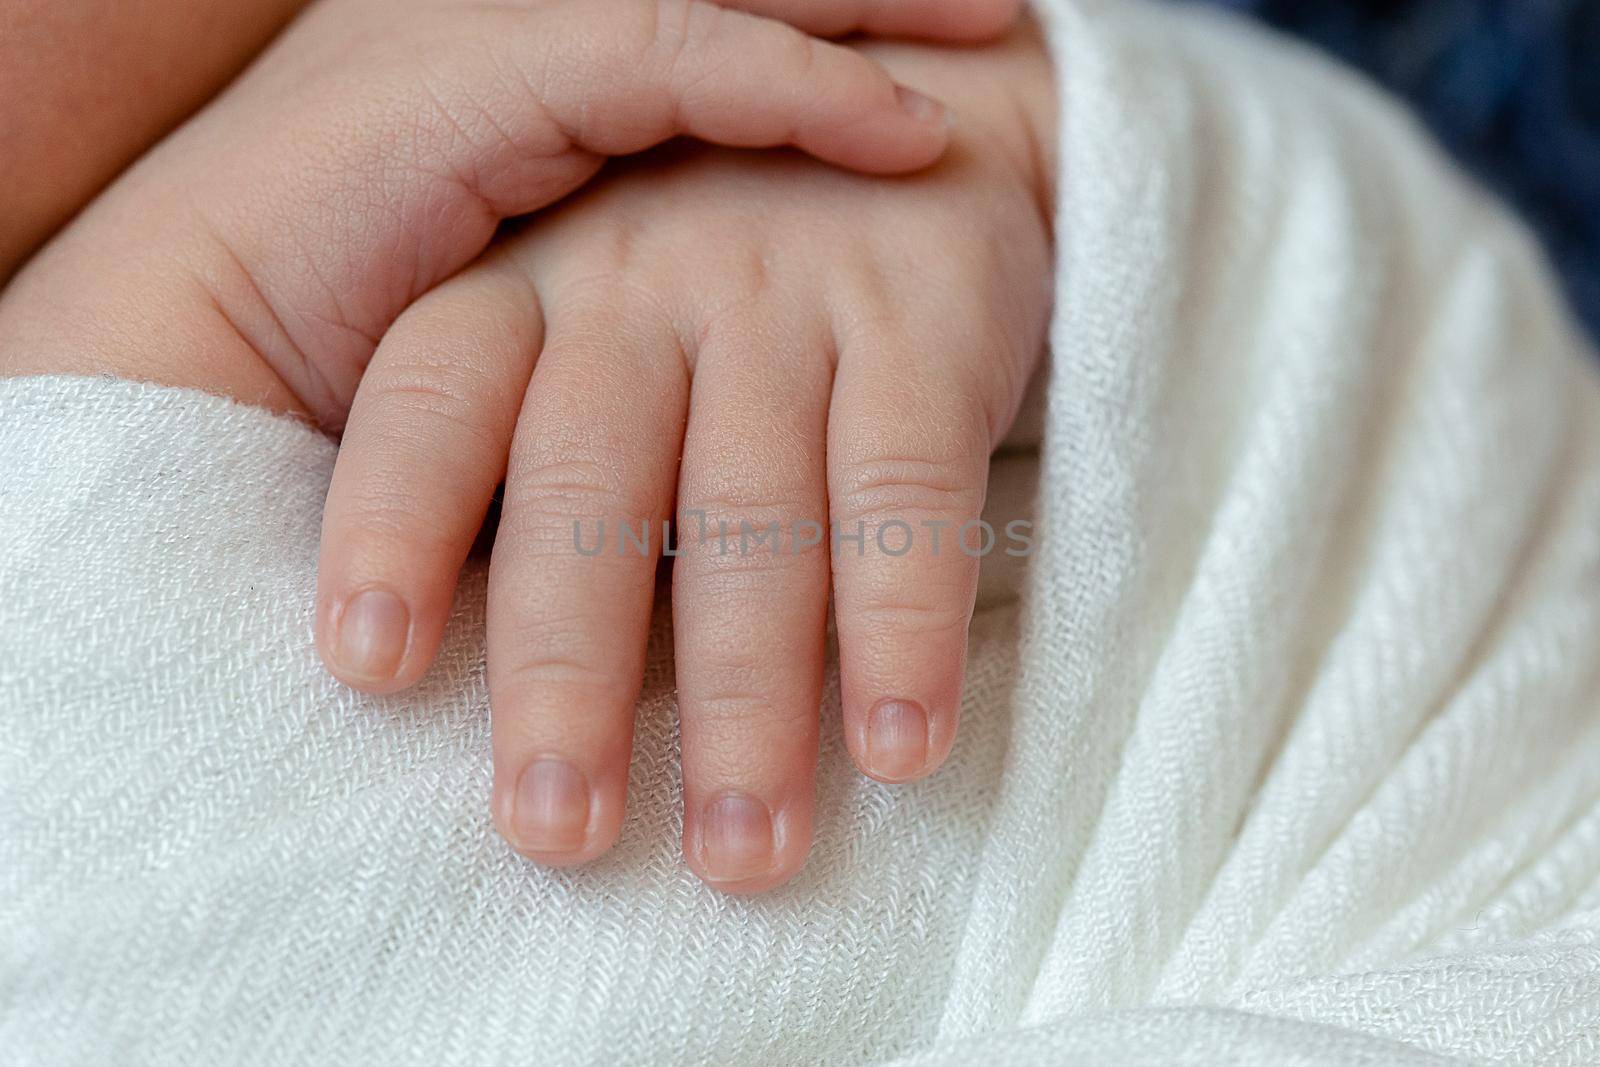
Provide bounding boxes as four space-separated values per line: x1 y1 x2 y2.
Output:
315 25 1058 891
0 0 1018 419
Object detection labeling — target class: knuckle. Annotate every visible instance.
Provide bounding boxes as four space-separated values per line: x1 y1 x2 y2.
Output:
463 260 544 336
690 682 816 735
674 489 824 571
831 454 982 526
551 263 679 338
851 594 973 646
784 23 820 83
679 487 810 528
783 28 849 125
367 361 469 409
338 485 461 558
505 458 638 532
497 647 632 706
362 360 506 449
641 0 711 74
679 549 813 595
411 68 483 158
648 0 754 129
571 223 645 287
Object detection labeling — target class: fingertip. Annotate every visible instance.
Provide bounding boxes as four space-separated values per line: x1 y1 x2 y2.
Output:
861 698 931 782
317 582 432 695
849 695 960 784
828 83 952 175
683 792 813 895
493 756 627 868
893 84 949 127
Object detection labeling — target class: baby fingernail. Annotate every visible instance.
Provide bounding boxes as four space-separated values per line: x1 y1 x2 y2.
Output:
865 699 929 782
333 587 409 683
699 794 774 883
511 758 590 855
895 84 949 127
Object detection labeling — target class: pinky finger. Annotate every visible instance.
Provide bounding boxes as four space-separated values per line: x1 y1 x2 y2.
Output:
827 336 993 783
316 257 541 693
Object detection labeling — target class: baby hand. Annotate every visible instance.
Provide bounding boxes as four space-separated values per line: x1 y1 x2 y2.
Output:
315 27 1058 891
0 0 1016 418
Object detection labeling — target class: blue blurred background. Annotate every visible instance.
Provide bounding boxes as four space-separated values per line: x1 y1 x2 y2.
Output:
1199 0 1600 339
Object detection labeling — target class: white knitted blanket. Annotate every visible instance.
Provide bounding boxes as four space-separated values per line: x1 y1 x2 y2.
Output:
6 1 1600 1063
